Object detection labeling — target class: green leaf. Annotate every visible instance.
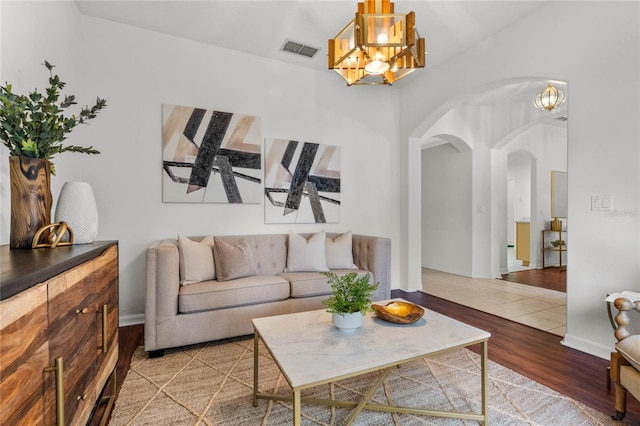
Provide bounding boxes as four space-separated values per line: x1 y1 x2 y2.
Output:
21 139 38 155
0 60 107 163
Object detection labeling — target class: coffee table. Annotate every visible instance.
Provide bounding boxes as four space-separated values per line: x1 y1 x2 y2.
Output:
252 299 491 425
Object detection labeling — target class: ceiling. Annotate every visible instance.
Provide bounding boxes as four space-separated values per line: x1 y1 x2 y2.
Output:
75 1 550 75
74 1 566 126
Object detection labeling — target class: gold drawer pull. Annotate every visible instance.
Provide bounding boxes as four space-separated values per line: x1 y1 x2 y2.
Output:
98 304 108 353
43 357 64 426
76 307 89 314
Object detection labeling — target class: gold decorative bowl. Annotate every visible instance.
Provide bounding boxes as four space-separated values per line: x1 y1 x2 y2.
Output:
373 301 425 324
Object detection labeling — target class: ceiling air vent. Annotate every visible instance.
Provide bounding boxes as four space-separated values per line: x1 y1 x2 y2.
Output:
280 40 319 58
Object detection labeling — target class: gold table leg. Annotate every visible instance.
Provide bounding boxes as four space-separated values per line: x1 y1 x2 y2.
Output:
293 389 301 426
481 339 489 425
253 339 490 424
253 330 259 407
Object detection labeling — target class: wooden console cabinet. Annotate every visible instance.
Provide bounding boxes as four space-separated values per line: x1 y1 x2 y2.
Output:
0 241 119 426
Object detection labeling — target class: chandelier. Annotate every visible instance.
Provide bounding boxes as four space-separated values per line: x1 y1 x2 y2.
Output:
328 0 426 86
534 84 566 112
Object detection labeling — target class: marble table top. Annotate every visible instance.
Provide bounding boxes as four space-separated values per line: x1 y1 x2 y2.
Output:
252 299 491 389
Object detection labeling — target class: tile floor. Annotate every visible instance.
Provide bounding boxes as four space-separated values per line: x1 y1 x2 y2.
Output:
421 266 567 337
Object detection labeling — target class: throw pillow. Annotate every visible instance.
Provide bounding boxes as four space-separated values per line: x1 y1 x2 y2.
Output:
617 335 640 371
178 235 215 285
326 231 356 269
213 238 257 281
287 231 329 272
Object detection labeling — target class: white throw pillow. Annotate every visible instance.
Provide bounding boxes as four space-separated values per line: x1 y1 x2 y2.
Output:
326 231 356 269
287 231 329 272
178 235 215 285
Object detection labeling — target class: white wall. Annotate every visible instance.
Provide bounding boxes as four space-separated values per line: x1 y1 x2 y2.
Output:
507 152 532 222
0 1 81 240
421 143 472 276
401 1 640 358
1 3 402 324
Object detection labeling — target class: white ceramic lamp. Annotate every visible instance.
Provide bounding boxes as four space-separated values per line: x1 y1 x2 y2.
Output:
54 182 99 244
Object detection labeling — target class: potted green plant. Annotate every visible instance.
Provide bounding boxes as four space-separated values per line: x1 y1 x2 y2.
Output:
0 60 107 248
322 271 378 333
551 239 566 248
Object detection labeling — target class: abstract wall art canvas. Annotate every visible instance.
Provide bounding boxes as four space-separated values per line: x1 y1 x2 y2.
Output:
264 138 341 223
162 104 262 204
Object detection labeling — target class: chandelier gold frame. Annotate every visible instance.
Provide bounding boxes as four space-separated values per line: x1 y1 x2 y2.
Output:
534 84 567 112
328 0 426 86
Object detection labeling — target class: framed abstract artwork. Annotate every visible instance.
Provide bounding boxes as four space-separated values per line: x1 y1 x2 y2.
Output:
264 138 341 223
162 104 262 203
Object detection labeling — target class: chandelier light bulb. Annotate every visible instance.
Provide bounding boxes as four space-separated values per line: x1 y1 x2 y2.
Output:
377 32 389 44
365 60 390 74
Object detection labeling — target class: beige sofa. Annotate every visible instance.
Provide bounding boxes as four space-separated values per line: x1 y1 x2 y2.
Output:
145 232 391 356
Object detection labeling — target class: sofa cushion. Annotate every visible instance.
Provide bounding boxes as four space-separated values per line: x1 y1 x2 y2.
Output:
617 335 640 371
214 237 257 281
326 231 356 269
179 275 290 313
281 269 373 298
178 235 215 285
287 231 329 272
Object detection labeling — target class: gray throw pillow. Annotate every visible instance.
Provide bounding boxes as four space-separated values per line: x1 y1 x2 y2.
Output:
213 238 257 281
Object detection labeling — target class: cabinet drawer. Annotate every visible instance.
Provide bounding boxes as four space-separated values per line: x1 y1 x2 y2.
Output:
94 245 119 362
48 263 97 364
0 283 49 425
47 258 98 424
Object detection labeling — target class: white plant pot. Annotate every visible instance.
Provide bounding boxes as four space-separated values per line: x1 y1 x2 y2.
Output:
54 182 99 244
332 312 363 333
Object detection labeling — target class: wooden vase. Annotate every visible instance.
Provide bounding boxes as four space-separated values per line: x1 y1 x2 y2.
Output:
9 156 53 249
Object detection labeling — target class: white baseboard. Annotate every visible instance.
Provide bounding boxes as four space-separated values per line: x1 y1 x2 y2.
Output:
562 333 612 360
119 313 145 327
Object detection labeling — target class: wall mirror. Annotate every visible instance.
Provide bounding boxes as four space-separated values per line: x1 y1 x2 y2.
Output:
551 170 567 218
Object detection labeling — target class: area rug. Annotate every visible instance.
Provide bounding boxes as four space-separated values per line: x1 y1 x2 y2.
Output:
110 338 616 425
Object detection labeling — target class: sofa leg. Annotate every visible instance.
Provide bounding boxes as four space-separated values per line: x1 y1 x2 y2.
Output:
148 349 165 358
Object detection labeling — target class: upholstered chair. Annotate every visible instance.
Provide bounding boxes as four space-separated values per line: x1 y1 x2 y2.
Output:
610 297 640 421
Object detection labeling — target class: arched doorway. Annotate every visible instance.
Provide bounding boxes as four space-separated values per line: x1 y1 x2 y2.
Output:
414 78 568 335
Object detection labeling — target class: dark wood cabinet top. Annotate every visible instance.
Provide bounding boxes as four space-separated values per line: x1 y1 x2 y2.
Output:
0 241 118 301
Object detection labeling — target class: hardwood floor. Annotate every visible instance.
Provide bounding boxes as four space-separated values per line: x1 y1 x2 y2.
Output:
502 266 566 293
105 291 638 424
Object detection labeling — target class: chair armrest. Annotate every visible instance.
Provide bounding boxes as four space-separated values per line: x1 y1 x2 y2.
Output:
614 297 640 341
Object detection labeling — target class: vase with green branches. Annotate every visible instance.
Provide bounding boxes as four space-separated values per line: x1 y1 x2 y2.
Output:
0 60 107 248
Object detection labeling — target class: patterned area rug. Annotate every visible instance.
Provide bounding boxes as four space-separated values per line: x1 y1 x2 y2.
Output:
110 338 616 425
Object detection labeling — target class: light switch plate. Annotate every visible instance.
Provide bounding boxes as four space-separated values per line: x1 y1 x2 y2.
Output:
591 195 612 211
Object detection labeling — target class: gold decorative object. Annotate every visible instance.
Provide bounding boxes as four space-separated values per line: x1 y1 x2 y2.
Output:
328 0 426 86
373 301 424 324
534 84 566 112
32 221 74 248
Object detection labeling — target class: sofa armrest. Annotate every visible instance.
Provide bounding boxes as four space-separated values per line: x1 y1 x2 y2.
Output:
145 239 181 350
352 234 391 300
